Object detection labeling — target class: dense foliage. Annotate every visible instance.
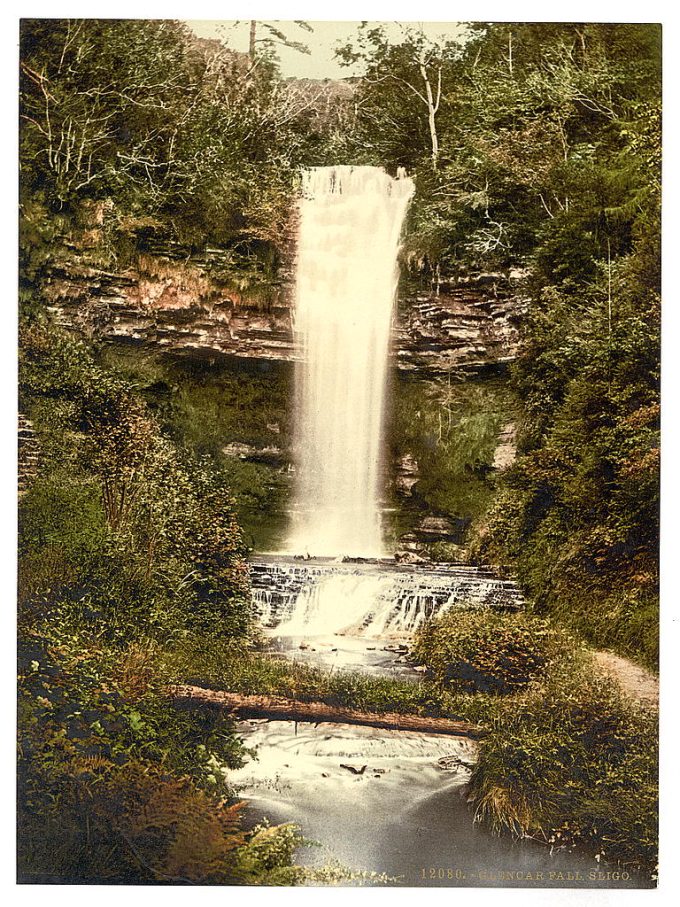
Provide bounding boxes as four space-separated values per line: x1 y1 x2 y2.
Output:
20 18 350 298
387 375 511 549
17 322 307 883
19 323 252 640
18 636 302 884
338 22 660 665
99 346 293 551
18 17 660 885
469 657 658 874
413 610 571 693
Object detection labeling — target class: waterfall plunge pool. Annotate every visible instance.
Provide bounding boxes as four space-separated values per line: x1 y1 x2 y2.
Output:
232 720 649 889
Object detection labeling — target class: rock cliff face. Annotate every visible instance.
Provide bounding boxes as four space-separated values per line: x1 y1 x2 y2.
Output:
18 414 40 497
43 252 524 374
396 274 525 375
43 257 296 362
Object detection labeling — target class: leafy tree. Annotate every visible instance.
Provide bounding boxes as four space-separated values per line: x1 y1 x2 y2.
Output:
19 18 345 262
340 21 660 663
337 23 469 171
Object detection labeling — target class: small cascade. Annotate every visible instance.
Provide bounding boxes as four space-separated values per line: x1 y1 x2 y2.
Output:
251 558 523 637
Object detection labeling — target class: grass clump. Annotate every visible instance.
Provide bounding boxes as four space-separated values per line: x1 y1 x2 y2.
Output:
468 656 658 874
165 634 495 725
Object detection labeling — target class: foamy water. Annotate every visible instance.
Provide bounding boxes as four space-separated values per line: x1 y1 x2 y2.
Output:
231 720 641 887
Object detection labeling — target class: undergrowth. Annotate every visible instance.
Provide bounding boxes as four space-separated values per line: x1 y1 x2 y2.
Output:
17 321 309 885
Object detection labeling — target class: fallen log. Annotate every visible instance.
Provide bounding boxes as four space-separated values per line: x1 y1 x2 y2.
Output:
169 684 486 740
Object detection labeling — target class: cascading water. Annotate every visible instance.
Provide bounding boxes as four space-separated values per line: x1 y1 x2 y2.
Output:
236 172 629 892
251 559 525 638
267 165 521 638
286 165 414 559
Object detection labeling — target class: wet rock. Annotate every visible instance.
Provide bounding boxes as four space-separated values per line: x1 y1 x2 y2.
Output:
395 274 525 376
493 422 517 471
394 548 430 566
394 515 471 561
437 755 475 773
18 414 40 497
222 442 284 466
250 557 525 631
417 515 462 542
395 453 419 496
340 763 367 775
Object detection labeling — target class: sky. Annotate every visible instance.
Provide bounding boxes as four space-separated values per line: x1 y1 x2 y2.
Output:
185 20 467 79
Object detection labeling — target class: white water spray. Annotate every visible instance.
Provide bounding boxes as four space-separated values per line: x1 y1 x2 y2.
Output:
286 165 414 558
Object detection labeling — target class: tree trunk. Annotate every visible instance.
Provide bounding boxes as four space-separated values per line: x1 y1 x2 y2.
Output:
249 20 257 61
169 684 486 739
419 62 440 169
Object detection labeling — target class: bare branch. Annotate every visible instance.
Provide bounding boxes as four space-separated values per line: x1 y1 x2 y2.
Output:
538 192 555 219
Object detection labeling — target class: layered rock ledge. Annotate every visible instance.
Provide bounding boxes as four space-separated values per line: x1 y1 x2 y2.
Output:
43 255 524 375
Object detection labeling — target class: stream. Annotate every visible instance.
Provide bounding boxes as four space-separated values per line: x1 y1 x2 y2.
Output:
229 625 651 889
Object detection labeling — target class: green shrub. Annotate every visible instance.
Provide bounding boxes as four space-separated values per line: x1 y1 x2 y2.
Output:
98 347 293 552
19 321 254 644
18 633 243 882
17 633 358 886
18 471 107 614
386 375 512 547
413 610 572 694
468 658 658 873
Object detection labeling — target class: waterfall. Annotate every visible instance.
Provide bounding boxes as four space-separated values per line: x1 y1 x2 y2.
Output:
286 165 414 558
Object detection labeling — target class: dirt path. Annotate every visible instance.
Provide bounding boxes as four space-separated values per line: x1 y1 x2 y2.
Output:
592 650 659 708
